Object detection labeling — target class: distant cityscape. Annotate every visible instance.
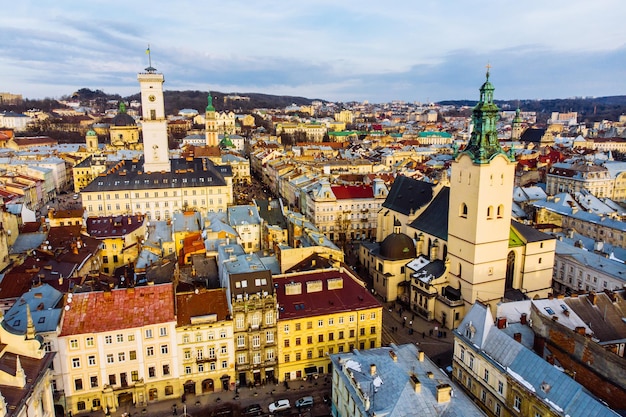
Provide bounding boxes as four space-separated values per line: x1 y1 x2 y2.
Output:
0 64 624 417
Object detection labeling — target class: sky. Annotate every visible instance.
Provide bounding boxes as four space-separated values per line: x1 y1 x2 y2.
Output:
3 0 626 104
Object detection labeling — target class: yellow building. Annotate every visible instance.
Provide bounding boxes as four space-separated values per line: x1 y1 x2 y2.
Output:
334 110 353 124
275 268 382 381
85 214 147 275
176 289 236 395
275 122 327 142
79 157 233 220
48 208 84 227
109 102 140 150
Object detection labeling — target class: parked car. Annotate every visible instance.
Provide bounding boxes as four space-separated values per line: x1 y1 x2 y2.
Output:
268 399 291 413
295 396 314 409
212 405 233 416
242 403 263 416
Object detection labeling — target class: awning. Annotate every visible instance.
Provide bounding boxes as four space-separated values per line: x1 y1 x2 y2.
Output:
305 366 317 375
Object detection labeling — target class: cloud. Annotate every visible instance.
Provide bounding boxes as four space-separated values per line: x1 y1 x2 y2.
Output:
2 1 626 102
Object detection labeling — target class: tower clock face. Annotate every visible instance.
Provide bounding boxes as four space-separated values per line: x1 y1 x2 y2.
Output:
148 94 156 102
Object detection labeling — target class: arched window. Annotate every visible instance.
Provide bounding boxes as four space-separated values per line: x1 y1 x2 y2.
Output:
487 206 494 219
460 203 468 218
458 263 462 278
505 251 515 290
497 204 504 218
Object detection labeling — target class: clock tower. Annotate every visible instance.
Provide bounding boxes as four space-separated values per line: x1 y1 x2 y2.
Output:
447 70 516 314
138 62 170 173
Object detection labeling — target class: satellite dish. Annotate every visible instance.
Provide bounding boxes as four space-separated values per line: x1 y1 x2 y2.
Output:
64 305 70 311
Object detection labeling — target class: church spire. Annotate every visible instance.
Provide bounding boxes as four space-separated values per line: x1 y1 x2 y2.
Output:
206 93 215 112
25 304 36 339
461 67 511 164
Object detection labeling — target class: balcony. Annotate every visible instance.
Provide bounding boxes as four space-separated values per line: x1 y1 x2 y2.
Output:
196 357 217 364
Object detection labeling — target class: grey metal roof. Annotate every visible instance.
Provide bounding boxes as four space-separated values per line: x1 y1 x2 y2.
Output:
3 284 63 334
457 304 620 417
408 186 449 240
330 343 485 417
81 157 232 192
382 175 435 216
511 220 553 243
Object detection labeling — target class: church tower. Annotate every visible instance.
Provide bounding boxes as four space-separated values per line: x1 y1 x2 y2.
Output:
137 56 170 173
447 70 516 314
205 93 218 147
511 108 523 140
85 129 98 153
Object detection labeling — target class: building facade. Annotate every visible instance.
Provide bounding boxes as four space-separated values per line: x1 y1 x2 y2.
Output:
175 289 236 396
275 269 382 381
57 284 179 415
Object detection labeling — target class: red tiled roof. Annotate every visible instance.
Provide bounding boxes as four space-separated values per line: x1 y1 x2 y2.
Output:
59 283 175 335
331 185 374 200
176 288 230 327
12 136 58 146
50 209 84 219
0 272 33 300
275 270 380 319
19 222 43 233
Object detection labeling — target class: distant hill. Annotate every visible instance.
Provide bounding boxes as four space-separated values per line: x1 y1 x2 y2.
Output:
5 88 626 125
125 91 323 115
439 96 626 124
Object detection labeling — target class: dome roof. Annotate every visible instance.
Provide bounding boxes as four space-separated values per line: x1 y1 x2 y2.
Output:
86 129 97 136
111 112 136 127
379 233 416 260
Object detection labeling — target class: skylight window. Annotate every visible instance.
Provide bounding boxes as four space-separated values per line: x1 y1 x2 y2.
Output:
544 307 555 315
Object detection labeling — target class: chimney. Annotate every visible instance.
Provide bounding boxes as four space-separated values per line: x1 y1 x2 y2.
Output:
417 351 424 362
497 317 507 329
533 336 545 357
410 374 421 393
436 384 452 403
389 350 397 362
588 292 597 305
575 326 586 335
513 333 522 343
369 364 376 376
520 313 527 325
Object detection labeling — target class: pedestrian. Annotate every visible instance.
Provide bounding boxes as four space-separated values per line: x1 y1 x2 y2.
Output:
403 316 407 322
429 329 433 336
422 331 425 338
412 313 415 321
402 321 405 328
409 320 413 326
444 331 447 338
